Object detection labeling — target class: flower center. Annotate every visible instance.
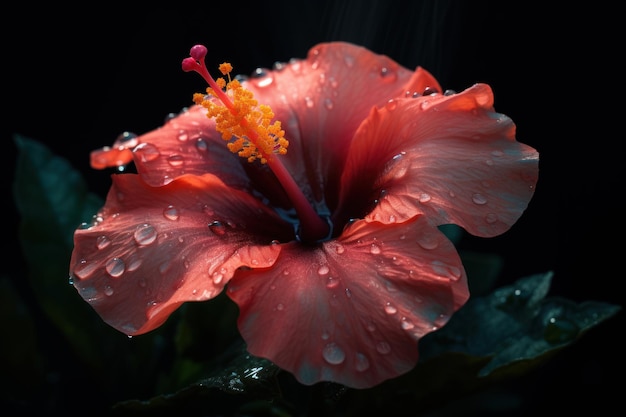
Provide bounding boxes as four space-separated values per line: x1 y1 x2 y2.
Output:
182 45 330 243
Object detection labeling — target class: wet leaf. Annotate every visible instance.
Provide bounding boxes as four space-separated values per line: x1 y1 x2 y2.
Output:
113 341 281 415
419 271 622 376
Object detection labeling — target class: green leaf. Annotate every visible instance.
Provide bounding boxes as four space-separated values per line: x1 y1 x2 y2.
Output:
12 134 107 371
420 271 622 376
113 341 282 415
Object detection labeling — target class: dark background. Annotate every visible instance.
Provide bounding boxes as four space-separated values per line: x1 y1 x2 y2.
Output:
4 1 624 415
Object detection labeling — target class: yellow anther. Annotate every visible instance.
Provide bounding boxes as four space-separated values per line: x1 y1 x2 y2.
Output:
194 62 289 164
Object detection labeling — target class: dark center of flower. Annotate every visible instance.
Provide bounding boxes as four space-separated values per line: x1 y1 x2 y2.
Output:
182 45 331 243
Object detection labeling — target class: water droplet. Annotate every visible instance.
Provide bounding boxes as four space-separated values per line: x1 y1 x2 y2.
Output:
133 143 160 162
96 235 111 250
322 342 346 365
167 154 184 167
343 55 355 67
163 205 180 221
275 303 285 311
74 259 96 279
345 288 352 298
431 260 462 279
177 130 188 141
385 99 397 111
491 150 504 157
212 272 224 284
127 254 142 272
324 98 334 110
485 213 498 224
418 193 432 203
304 96 314 108
209 221 226 235
195 137 209 152
544 316 579 344
104 285 114 296
106 257 125 277
401 318 415 330
326 276 339 289
417 232 439 250
472 193 488 205
384 302 397 315
355 353 370 372
370 244 381 255
366 323 376 332
317 265 330 275
376 341 391 354
335 244 345 254
379 67 398 83
113 131 139 149
134 223 157 245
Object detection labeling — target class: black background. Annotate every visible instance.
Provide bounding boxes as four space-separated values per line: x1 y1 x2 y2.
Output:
4 1 624 415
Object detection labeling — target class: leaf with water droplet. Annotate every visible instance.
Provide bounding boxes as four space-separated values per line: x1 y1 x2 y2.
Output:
419 271 622 377
113 340 281 414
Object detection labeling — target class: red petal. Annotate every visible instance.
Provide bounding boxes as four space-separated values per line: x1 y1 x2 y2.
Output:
227 216 468 388
244 42 419 207
70 173 288 335
337 83 539 237
90 105 252 189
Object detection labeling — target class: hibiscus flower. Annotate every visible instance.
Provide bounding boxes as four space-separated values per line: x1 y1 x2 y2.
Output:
69 41 539 389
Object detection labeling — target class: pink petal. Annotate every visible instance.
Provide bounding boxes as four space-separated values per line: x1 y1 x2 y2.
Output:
337 83 539 237
227 216 468 388
89 105 252 190
244 42 419 208
70 173 288 335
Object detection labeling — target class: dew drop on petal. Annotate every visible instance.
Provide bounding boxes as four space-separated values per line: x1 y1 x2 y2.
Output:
385 99 397 111
384 302 397 315
163 205 180 221
127 254 143 272
355 353 370 372
335 244 345 254
401 318 415 330
167 154 184 167
134 224 157 246
324 98 334 110
472 193 488 205
370 244 381 255
305 96 314 108
133 143 160 162
74 259 96 279
106 257 125 277
317 265 330 275
417 233 439 250
104 285 114 296
209 221 226 235
485 213 498 224
326 276 339 289
212 272 224 284
322 342 346 365
376 341 391 354
177 130 188 141
196 138 209 152
418 193 432 203
275 303 284 311
96 235 111 250
113 131 139 149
